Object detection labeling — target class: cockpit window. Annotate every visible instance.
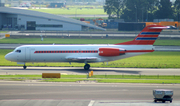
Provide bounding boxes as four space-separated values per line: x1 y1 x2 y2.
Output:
15 50 21 53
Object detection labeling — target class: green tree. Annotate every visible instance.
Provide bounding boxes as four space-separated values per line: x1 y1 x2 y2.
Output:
174 0 180 21
104 0 113 18
121 0 158 22
175 0 180 11
104 0 126 19
155 0 174 19
145 0 159 21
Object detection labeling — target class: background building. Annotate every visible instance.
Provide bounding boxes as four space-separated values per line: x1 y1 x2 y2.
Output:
0 7 105 31
0 0 4 7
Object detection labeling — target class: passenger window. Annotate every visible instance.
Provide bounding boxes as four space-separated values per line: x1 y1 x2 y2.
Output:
15 50 21 53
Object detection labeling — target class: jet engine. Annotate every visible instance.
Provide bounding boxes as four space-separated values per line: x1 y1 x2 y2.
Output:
99 48 126 56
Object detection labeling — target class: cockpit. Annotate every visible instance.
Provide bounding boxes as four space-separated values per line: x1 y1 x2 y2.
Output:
15 49 21 53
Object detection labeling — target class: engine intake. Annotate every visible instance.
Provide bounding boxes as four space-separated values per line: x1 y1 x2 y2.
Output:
99 48 125 56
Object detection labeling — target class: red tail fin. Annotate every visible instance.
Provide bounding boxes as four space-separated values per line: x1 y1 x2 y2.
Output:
115 24 168 45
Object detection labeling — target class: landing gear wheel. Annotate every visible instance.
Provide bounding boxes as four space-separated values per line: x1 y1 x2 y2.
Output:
84 64 90 70
23 65 27 69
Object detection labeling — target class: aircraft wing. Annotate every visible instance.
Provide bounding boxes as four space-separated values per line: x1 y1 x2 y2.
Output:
66 56 98 61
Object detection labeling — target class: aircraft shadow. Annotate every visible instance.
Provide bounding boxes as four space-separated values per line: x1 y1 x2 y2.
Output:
91 69 140 74
2 67 141 75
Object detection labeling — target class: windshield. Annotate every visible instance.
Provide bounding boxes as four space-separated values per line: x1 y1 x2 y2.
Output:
14 49 21 53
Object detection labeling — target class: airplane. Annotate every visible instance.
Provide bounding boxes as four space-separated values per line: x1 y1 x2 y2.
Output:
5 24 168 70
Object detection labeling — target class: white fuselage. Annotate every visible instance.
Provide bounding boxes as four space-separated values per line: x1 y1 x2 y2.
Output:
5 44 154 63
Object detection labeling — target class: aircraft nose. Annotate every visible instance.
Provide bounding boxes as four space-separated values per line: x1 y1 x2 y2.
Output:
5 52 13 61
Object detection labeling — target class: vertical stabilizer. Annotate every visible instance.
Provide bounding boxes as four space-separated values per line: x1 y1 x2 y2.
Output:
115 24 168 45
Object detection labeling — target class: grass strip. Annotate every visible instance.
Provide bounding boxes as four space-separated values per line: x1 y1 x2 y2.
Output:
0 38 131 44
0 75 41 77
0 38 180 46
0 75 180 84
29 8 106 15
43 79 94 82
0 31 8 33
91 75 180 79
96 79 180 84
0 75 180 79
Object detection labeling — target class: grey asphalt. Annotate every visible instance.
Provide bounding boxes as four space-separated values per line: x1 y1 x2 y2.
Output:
155 46 180 51
2 30 180 39
0 67 180 106
0 81 180 106
5 33 180 39
0 67 180 75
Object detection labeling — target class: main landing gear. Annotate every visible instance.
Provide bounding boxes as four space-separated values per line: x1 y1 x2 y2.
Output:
84 64 90 70
23 65 27 69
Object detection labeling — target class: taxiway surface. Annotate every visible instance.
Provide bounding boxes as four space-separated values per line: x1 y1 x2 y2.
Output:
0 67 180 106
0 67 180 75
0 81 180 106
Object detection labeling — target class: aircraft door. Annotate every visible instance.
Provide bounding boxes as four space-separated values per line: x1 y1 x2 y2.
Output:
25 47 31 60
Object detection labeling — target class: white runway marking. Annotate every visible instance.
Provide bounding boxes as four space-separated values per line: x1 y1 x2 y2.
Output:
88 100 95 106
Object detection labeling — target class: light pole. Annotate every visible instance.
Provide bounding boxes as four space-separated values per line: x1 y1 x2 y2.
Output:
135 5 137 22
178 12 179 22
146 12 148 22
142 8 143 22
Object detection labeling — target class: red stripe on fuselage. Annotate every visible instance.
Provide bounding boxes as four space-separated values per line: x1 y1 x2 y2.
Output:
34 50 154 54
34 50 98 53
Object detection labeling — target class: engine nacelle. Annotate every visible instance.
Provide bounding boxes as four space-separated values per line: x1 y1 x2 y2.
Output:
99 48 125 56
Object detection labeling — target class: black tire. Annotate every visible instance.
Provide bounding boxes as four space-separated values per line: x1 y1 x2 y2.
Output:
170 100 172 103
84 64 90 70
162 100 165 103
154 100 157 103
23 65 27 69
